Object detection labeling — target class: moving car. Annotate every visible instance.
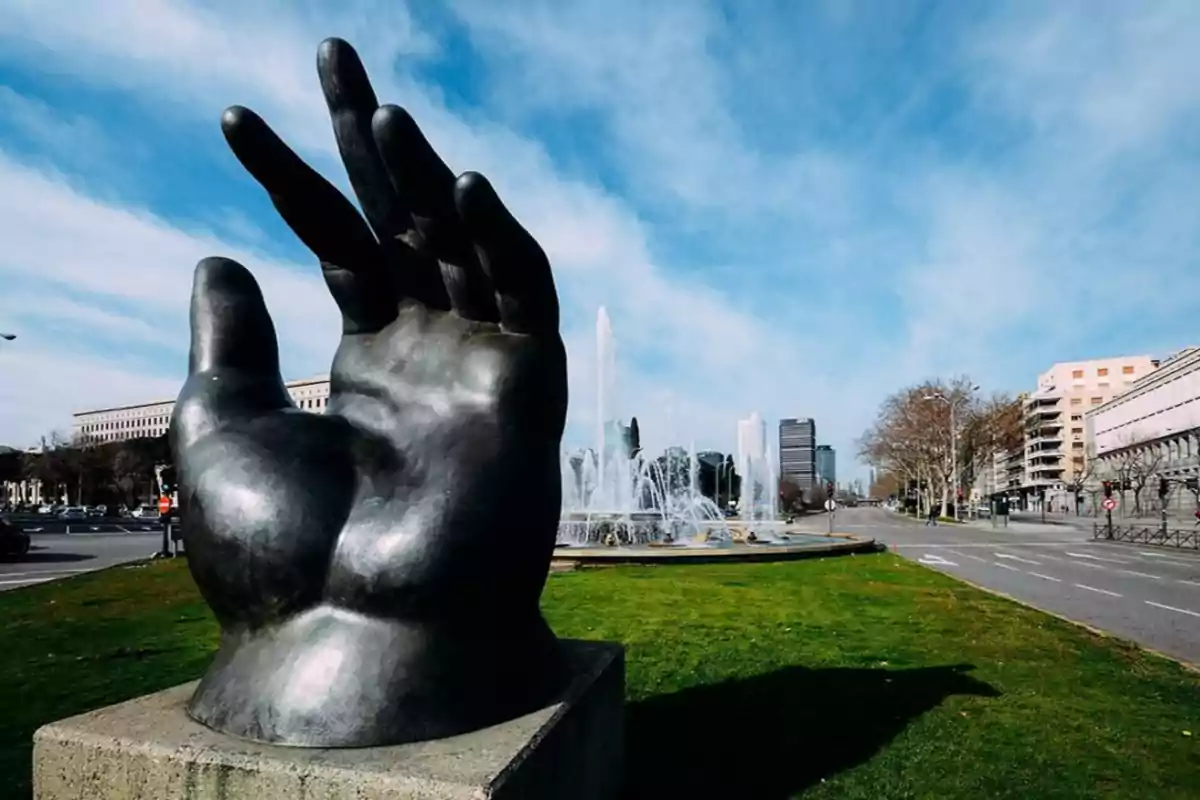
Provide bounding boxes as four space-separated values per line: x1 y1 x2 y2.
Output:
58 506 87 520
0 516 31 561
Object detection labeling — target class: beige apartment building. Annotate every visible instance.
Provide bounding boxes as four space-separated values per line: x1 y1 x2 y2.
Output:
1021 355 1159 509
72 375 332 445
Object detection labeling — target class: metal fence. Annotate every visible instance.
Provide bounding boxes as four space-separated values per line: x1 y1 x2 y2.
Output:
1092 523 1200 550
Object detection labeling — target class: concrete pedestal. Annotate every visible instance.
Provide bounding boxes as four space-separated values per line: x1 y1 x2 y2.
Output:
33 640 624 800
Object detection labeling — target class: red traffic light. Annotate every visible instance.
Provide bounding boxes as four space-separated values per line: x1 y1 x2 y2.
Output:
1102 481 1113 498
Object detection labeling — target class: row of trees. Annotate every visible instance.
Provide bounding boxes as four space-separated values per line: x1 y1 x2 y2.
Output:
857 376 1025 517
0 433 170 509
1098 436 1200 517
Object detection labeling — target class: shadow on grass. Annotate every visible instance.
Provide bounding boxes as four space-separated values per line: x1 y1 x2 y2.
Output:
623 663 999 799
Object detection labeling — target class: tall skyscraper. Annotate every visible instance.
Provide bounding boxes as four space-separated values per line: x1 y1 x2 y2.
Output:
815 445 836 487
779 418 817 489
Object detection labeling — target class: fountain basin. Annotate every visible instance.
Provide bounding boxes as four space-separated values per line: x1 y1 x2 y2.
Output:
551 531 878 567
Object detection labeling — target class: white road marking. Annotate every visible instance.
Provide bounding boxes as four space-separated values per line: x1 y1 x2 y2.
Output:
1028 572 1062 582
993 562 1021 572
1138 552 1200 565
919 554 958 566
1178 580 1200 588
1074 584 1122 598
1073 561 1108 570
995 552 1041 565
1145 601 1200 618
0 568 93 579
0 577 56 587
1116 569 1163 580
944 548 987 563
1066 551 1131 564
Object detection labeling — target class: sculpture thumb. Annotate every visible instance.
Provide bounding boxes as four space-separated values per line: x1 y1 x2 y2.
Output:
172 258 291 450
188 257 282 378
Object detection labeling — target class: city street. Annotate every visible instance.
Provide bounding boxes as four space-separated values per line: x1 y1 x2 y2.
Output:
0 531 165 592
794 507 1200 666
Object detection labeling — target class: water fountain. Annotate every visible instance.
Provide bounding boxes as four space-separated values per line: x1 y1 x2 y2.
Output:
552 307 877 562
558 307 779 547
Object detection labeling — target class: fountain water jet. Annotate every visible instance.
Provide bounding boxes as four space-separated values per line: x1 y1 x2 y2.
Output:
558 308 782 547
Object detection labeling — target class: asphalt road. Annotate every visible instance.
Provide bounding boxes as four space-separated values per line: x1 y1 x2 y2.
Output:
793 507 1200 667
5 516 166 535
0 531 166 592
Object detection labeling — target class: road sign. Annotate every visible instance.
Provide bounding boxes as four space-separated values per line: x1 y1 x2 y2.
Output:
824 499 837 512
158 496 172 515
1102 497 1117 511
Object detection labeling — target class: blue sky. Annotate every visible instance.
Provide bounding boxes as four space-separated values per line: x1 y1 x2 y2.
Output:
1 1 1198 483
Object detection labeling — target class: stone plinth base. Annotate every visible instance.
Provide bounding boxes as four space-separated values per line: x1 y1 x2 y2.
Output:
33 640 624 800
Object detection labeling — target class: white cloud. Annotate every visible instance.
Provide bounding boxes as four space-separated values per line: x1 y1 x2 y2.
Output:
0 150 340 442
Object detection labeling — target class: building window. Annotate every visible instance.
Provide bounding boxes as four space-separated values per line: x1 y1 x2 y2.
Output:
1070 398 1082 406
1071 427 1083 435
1097 367 1108 377
1122 365 1134 374
1098 382 1109 388
1071 369 1084 379
1070 414 1082 421
1072 441 1084 450
1090 397 1102 405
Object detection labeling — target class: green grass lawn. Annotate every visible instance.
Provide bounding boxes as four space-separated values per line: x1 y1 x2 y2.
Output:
2 554 1198 799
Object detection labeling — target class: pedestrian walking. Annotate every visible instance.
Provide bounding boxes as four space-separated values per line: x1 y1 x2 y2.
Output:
926 505 938 526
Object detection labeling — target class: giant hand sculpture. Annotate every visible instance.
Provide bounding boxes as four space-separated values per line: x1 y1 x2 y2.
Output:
170 38 568 747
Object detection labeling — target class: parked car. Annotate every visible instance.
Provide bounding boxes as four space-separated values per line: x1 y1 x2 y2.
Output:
0 517 31 561
86 504 108 518
37 504 54 515
131 505 160 519
58 506 88 521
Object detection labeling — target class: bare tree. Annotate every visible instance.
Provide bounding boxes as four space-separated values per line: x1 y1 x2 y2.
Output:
1065 442 1097 515
1107 433 1165 516
860 380 1021 519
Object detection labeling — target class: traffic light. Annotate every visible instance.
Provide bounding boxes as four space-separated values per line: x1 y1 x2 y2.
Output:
1159 477 1170 497
159 465 176 495
826 480 834 497
1103 481 1112 498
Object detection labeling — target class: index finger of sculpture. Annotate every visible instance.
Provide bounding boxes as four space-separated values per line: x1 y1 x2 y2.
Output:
454 172 560 336
373 104 500 323
173 257 292 449
220 105 398 334
317 40 416 248
316 39 451 312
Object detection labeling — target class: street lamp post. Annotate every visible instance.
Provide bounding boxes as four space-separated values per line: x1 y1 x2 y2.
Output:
924 385 980 521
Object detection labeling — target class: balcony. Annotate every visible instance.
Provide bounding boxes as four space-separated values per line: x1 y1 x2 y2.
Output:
1027 432 1064 449
1029 468 1065 483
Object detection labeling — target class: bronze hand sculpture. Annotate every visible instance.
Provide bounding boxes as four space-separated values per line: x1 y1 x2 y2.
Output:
171 38 568 747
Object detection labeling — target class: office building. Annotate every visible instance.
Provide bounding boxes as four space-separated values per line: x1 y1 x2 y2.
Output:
815 444 836 486
73 376 332 444
1022 356 1158 507
779 417 816 489
1087 347 1200 509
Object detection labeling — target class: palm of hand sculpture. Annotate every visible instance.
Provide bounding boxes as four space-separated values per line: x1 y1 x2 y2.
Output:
171 38 567 747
